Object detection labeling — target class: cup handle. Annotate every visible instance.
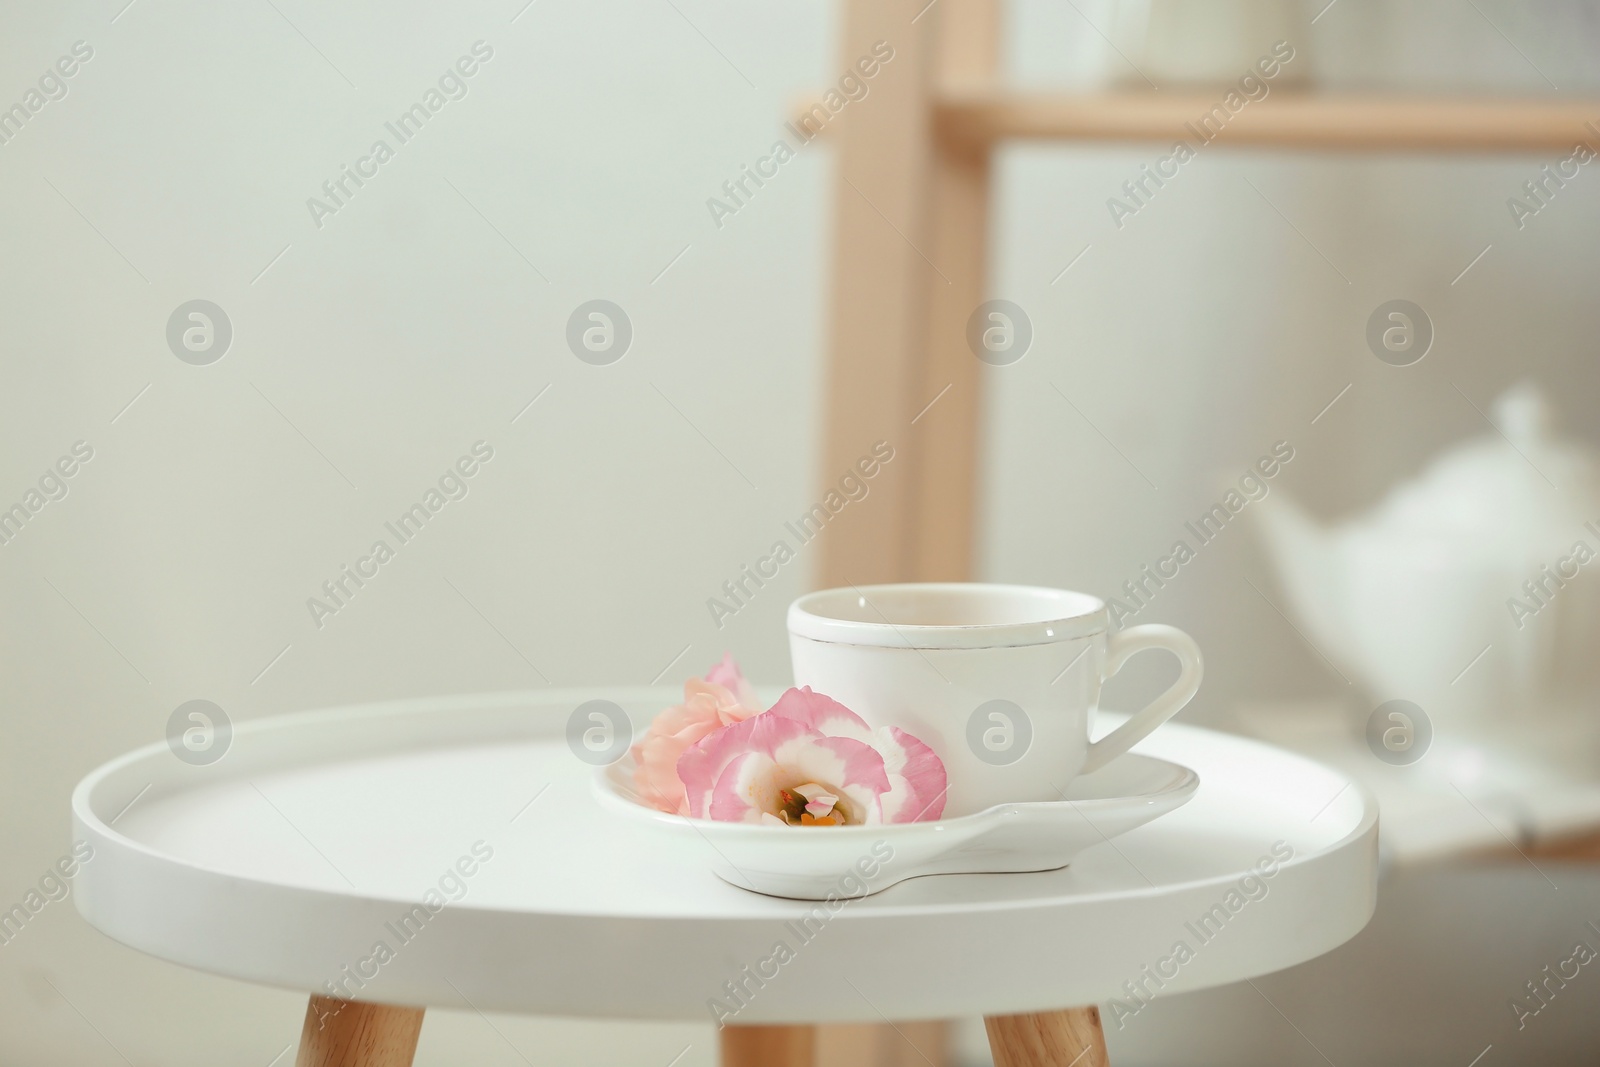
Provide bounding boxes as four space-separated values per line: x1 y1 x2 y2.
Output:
1081 624 1203 774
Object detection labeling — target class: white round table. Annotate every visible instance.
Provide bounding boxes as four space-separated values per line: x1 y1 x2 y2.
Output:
72 688 1377 1066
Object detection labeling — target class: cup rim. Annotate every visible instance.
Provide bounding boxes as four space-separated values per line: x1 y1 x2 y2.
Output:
787 582 1107 649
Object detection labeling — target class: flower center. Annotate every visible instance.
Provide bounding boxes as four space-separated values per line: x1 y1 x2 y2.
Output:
769 782 844 826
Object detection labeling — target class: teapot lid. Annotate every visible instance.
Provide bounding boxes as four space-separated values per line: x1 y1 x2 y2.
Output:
1369 381 1600 557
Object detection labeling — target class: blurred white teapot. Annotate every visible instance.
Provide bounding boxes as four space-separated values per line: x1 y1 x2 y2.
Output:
1257 383 1600 726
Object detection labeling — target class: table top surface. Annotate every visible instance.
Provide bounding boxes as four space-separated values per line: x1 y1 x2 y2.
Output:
72 687 1378 1023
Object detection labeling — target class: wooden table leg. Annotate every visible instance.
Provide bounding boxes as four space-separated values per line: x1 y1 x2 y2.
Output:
985 1007 1109 1067
817 1021 948 1066
295 996 425 1067
720 1024 815 1066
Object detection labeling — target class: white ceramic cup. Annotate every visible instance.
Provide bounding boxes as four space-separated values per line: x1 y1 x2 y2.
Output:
787 583 1203 817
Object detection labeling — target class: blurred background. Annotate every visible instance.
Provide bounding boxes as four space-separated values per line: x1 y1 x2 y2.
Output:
3 0 1599 1063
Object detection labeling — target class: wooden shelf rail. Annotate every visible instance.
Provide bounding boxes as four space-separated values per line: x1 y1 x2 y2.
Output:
937 92 1600 152
799 92 1600 153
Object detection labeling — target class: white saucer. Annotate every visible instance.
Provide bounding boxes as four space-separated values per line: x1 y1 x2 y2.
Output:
594 752 1199 899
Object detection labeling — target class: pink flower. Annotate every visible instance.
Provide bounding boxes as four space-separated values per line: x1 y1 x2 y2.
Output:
704 652 760 708
677 687 947 826
631 656 761 815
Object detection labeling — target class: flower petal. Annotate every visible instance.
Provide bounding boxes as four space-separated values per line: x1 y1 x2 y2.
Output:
678 712 812 818
770 734 890 824
874 726 948 823
709 751 783 823
767 687 873 740
630 676 758 814
802 791 838 817
705 653 761 710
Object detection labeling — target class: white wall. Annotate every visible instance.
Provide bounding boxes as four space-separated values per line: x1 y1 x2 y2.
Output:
1 1 827 1062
